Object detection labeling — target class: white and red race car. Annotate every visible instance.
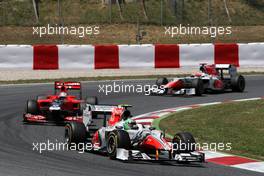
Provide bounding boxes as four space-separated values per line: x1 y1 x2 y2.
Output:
149 64 246 96
64 105 205 163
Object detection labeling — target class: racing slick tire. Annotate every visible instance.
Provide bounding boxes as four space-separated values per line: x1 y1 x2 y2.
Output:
107 130 131 160
65 122 87 146
26 100 39 115
231 75 245 92
85 96 98 105
156 77 168 87
172 132 196 154
192 79 204 96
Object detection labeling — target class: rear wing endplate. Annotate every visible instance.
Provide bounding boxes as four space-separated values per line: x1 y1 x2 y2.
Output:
215 64 237 76
87 104 117 114
83 104 117 127
82 104 132 127
215 64 232 69
54 81 81 90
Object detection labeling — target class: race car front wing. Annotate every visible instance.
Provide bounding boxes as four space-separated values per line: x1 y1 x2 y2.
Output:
23 113 83 124
148 87 196 96
116 148 205 163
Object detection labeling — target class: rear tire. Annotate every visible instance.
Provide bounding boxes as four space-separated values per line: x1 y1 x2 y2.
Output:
107 130 131 159
231 75 245 92
26 100 38 115
156 77 168 87
65 122 87 146
172 132 196 154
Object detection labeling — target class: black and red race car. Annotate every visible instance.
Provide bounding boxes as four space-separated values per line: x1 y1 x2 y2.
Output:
23 81 98 124
148 64 246 96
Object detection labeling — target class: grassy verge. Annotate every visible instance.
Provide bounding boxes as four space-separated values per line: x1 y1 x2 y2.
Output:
1 1 263 44
159 99 264 160
1 25 264 44
1 0 263 26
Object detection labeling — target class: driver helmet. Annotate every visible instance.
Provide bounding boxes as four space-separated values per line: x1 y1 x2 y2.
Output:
200 65 206 73
123 119 137 130
58 92 67 100
121 110 131 120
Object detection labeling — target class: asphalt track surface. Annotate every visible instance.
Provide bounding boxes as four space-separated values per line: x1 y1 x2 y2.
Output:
0 75 263 176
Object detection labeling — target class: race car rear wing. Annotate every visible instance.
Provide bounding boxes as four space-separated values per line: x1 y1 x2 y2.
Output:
87 104 117 114
54 81 81 90
86 104 132 113
199 63 237 78
82 104 132 127
215 64 232 69
82 104 117 127
54 81 82 98
215 64 237 77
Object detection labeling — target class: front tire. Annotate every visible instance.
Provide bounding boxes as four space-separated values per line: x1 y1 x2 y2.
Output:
107 130 131 159
172 132 196 154
26 100 38 115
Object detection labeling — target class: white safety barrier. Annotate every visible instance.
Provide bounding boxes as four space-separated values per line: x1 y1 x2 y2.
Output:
0 43 263 70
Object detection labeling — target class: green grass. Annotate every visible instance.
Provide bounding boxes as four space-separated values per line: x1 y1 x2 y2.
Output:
1 1 263 44
0 0 263 26
1 25 264 45
159 100 264 160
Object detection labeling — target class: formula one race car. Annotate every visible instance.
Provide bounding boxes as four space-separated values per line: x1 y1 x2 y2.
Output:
148 64 245 96
64 105 205 163
23 81 98 124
